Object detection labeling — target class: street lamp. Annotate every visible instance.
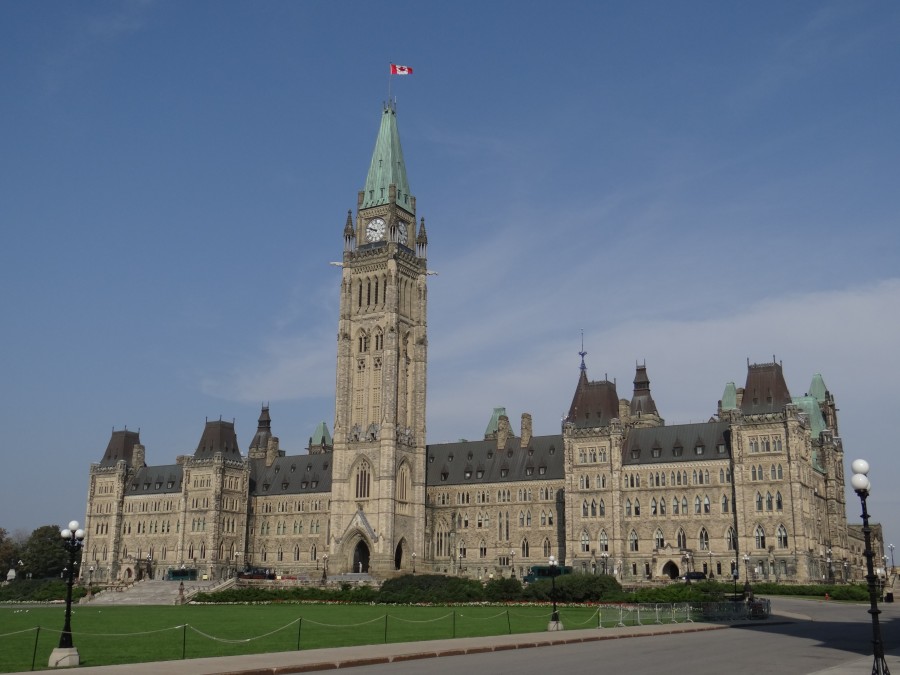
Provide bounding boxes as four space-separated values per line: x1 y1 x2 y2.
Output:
88 566 94 599
826 548 833 584
321 554 328 583
510 550 516 578
147 553 152 580
850 458 890 675
412 552 416 574
548 555 560 627
708 550 714 578
731 559 738 599
742 553 751 598
49 520 85 668
600 552 609 575
889 544 895 572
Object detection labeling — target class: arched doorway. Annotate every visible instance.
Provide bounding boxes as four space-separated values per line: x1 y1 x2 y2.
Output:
662 561 680 579
353 541 370 574
394 541 405 570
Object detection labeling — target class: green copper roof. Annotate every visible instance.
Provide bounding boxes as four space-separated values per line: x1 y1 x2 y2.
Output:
484 407 507 437
792 395 827 438
721 382 738 411
362 104 413 212
310 421 332 447
808 373 828 402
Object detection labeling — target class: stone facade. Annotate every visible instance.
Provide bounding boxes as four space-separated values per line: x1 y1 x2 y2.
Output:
80 104 865 585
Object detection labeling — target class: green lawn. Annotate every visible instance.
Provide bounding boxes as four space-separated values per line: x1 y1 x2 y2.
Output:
0 603 669 672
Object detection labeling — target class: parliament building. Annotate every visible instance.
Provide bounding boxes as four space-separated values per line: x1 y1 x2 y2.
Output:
81 104 868 586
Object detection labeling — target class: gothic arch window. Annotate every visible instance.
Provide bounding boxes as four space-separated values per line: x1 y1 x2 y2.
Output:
756 492 763 511
722 494 729 513
694 496 701 514
755 525 767 549
766 492 774 511
526 510 532 527
677 528 687 549
776 491 783 511
703 496 710 513
355 459 371 499
479 539 487 558
625 498 632 517
655 529 665 549
629 530 639 552
200 543 206 559
599 499 606 516
634 499 641 516
726 526 737 551
293 544 300 561
651 498 658 516
692 470 698 484
543 538 551 557
396 462 411 511
704 470 710 484
660 498 667 515
590 499 597 517
310 544 317 561
777 464 784 479
777 525 788 548
521 539 529 558
672 497 680 515
751 465 757 480
582 500 589 517
682 496 688 513
699 528 709 550
599 530 609 552
581 531 590 552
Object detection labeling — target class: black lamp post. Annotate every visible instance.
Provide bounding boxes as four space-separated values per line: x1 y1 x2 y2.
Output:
600 552 609 575
731 559 738 599
412 552 416 574
510 550 515 578
826 548 833 584
322 554 328 582
743 553 752 599
850 458 890 675
548 555 560 623
889 544 895 572
49 520 85 667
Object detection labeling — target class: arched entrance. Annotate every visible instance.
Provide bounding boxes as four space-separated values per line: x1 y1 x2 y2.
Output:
662 561 680 579
353 541 370 574
394 540 405 570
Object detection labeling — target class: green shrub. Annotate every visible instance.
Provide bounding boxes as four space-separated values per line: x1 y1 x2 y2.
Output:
378 574 485 604
0 579 87 602
484 576 523 602
522 574 623 603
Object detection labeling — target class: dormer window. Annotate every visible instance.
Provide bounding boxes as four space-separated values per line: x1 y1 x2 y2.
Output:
500 468 508 478
476 470 484 479
651 448 661 458
525 467 534 476
673 446 683 457
440 472 448 481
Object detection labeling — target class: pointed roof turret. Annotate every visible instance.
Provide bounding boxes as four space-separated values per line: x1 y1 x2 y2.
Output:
308 421 333 454
566 366 619 429
249 405 273 453
361 102 413 213
484 407 508 440
808 373 828 402
720 382 738 411
630 362 658 416
195 418 242 460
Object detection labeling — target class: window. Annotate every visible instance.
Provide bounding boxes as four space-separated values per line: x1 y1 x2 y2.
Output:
756 492 763 511
625 499 632 517
521 539 530 558
655 529 665 549
355 460 371 499
776 492 783 511
699 528 709 550
755 525 767 549
581 531 590 553
726 527 737 551
599 530 609 552
677 528 686 549
629 530 639 552
776 525 788 549
694 496 701 514
766 492 773 511
650 498 658 516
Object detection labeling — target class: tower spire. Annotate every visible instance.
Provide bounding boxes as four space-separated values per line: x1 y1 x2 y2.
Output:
578 329 587 372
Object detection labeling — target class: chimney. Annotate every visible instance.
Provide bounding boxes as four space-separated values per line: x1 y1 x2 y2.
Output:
520 413 532 448
497 415 510 451
133 444 146 469
266 437 279 467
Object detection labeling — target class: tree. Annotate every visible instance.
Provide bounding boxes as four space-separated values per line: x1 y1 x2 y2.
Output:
21 525 68 579
0 528 22 578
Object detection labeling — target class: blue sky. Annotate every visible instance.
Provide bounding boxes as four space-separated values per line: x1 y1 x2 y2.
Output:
2 1 899 554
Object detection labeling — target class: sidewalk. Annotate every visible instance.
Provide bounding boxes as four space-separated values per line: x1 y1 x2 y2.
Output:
16 622 727 675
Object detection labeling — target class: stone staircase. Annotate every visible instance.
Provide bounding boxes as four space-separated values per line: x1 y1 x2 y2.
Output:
82 579 212 606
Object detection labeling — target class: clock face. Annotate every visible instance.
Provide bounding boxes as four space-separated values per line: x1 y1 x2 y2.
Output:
366 218 386 242
397 221 408 245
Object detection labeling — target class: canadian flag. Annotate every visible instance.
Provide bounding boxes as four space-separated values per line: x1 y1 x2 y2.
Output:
390 64 413 75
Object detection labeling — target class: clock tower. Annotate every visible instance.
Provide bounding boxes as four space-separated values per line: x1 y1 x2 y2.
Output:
329 102 428 575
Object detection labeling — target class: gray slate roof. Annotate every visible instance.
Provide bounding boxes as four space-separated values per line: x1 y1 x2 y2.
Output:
426 434 565 487
127 464 184 495
622 422 731 465
250 453 333 496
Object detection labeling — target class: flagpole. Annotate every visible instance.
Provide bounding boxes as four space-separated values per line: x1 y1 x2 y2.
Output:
387 63 392 104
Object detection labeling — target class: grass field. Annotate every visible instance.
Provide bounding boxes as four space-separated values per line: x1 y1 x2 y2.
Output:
0 602 679 672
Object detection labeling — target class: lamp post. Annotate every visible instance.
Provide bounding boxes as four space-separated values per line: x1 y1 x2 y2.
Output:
49 520 85 668
600 552 609 575
889 544 895 572
731 559 738 599
742 553 751 599
321 554 328 583
708 551 714 578
147 553 152 580
826 548 833 584
510 550 515 578
88 566 94 599
548 555 561 629
850 458 890 675
412 552 416 574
